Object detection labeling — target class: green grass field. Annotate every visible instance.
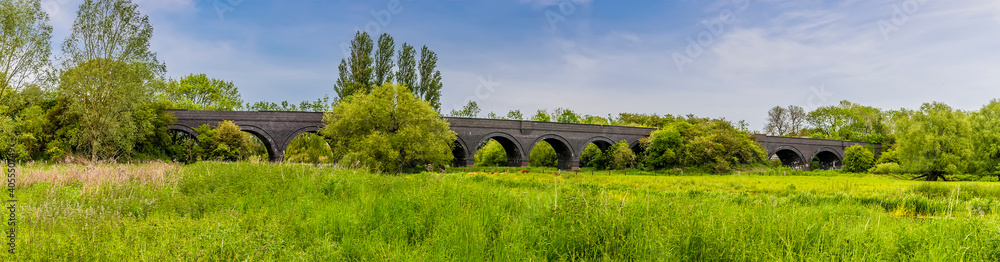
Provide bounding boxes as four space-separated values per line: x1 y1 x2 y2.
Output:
3 162 1000 261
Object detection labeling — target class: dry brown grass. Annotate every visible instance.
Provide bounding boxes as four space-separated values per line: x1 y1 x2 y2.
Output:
14 161 180 188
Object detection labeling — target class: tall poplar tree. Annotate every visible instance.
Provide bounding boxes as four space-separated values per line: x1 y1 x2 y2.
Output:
417 45 443 111
395 43 416 91
333 31 373 100
372 33 394 86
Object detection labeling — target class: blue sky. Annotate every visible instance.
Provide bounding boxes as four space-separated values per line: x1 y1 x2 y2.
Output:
41 0 1000 131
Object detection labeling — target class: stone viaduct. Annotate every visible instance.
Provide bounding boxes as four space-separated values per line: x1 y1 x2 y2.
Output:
166 110 879 171
755 134 882 171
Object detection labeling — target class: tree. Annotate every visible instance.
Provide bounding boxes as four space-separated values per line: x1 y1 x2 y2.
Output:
642 126 683 169
581 115 609 125
395 43 416 90
162 74 243 110
285 132 334 165
57 0 164 161
764 106 788 136
804 101 892 144
321 83 456 173
895 102 973 181
61 0 163 75
58 58 150 160
606 140 636 170
475 139 506 167
843 145 874 173
505 110 523 120
0 0 52 98
416 45 442 111
580 143 603 167
555 108 580 123
971 100 1000 180
787 105 806 136
193 120 260 161
529 141 558 167
531 109 550 122
333 31 373 100
372 33 394 86
449 101 479 118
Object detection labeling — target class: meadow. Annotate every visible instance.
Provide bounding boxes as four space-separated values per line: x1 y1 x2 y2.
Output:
3 162 1000 261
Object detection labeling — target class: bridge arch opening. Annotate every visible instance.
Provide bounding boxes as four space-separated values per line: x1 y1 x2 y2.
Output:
474 133 522 167
240 130 272 162
810 150 842 170
284 132 334 164
451 138 470 167
529 135 574 170
771 148 805 170
166 129 197 163
580 137 614 168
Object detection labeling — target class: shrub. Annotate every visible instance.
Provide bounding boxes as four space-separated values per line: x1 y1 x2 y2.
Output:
475 140 507 167
869 162 902 174
843 145 874 173
528 141 558 167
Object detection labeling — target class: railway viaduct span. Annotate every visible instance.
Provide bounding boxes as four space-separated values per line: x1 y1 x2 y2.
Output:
166 110 878 171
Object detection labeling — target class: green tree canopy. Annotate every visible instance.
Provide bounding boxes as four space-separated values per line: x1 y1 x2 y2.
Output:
843 145 874 173
528 141 558 167
334 31 374 99
162 74 243 111
895 102 973 181
322 83 456 173
449 101 479 118
475 139 507 167
805 101 893 144
58 58 150 160
971 99 1000 180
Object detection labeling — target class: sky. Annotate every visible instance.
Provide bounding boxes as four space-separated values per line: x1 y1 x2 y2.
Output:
39 0 1000 131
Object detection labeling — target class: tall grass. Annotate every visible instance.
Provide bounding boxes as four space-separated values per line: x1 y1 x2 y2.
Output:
3 162 1000 260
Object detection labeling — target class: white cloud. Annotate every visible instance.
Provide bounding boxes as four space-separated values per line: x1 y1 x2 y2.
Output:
441 0 1000 131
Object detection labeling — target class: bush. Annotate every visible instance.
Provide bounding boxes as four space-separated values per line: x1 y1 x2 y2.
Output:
869 162 902 174
606 140 637 170
474 139 507 167
580 143 602 167
194 120 259 161
528 141 558 167
843 145 875 173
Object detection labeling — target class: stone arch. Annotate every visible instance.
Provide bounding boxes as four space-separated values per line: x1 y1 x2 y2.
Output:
167 124 198 137
238 124 278 162
811 147 843 170
476 132 524 167
282 125 333 163
580 136 615 156
530 134 575 170
284 126 321 147
769 145 806 169
452 136 471 167
629 140 644 156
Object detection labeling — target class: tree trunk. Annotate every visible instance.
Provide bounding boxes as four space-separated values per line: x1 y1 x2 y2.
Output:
926 173 945 181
